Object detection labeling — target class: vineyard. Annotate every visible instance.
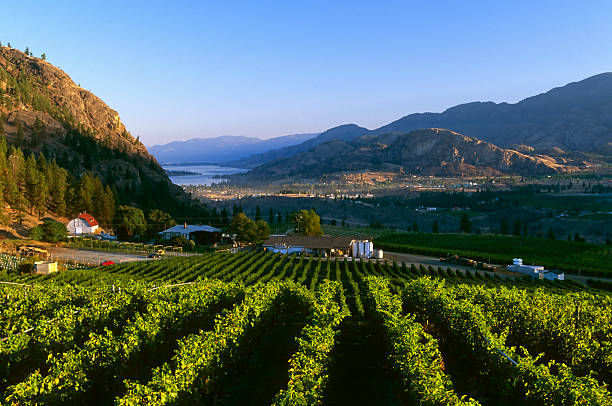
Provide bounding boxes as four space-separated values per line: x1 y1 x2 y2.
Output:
0 251 611 405
375 232 612 276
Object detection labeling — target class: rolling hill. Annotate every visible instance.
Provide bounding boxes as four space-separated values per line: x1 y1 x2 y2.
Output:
235 129 577 181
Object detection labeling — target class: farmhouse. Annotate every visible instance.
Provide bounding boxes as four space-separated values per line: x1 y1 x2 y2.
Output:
159 224 222 244
262 235 375 258
66 213 99 235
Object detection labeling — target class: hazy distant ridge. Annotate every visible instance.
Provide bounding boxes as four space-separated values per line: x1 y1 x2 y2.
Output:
150 133 318 163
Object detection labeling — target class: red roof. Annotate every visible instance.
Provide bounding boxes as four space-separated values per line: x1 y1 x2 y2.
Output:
78 213 99 227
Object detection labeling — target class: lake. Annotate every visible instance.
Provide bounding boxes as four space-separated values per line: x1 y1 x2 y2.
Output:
163 164 248 186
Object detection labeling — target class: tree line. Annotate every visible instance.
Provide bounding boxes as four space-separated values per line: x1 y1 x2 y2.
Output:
0 135 116 228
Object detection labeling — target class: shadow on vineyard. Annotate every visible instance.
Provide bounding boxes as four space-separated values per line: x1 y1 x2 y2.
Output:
215 322 306 405
324 319 402 406
422 320 520 405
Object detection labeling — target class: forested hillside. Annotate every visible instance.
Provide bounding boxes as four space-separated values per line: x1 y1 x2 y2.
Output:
0 45 209 224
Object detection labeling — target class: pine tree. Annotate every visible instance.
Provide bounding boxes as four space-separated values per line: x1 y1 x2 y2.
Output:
24 154 40 214
41 53 46 60
255 205 261 221
500 217 508 234
432 220 439 233
513 219 522 236
459 214 472 233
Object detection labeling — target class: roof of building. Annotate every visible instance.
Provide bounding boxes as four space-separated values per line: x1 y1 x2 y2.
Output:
263 235 367 249
77 213 98 227
160 224 221 234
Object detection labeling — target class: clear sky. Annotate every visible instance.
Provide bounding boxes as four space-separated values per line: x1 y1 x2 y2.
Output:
2 1 611 145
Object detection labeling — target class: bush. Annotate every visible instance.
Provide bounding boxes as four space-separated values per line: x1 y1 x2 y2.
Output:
29 219 67 243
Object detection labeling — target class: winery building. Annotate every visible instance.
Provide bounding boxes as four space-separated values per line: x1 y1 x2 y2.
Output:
262 235 375 258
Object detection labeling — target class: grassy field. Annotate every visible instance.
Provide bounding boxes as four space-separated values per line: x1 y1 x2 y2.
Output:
375 232 612 276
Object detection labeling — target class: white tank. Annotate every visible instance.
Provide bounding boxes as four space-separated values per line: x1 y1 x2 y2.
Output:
352 243 359 258
366 241 373 258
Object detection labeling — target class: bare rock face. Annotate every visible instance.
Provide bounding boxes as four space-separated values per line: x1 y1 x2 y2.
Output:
0 46 149 157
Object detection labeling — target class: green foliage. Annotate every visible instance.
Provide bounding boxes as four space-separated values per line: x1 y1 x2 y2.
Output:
0 252 609 405
29 219 67 243
293 209 323 236
147 209 176 237
365 277 480 405
115 205 146 240
375 232 612 276
227 212 270 244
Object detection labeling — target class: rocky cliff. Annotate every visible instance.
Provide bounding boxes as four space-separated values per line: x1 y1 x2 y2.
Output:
0 46 200 215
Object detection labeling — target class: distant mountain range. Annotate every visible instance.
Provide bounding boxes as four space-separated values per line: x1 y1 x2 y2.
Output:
235 129 575 181
224 73 612 170
149 133 318 164
227 124 369 168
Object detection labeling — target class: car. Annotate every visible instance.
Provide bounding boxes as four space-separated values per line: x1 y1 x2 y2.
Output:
148 253 162 259
100 260 115 266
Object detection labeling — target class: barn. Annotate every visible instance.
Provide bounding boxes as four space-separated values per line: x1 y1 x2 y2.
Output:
66 213 99 235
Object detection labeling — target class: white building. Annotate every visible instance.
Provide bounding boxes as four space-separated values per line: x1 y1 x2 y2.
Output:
66 213 99 235
507 258 564 280
159 224 221 240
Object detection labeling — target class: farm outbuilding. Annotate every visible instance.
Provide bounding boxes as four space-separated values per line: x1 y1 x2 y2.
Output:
67 213 99 235
159 224 222 243
262 235 375 258
34 261 58 275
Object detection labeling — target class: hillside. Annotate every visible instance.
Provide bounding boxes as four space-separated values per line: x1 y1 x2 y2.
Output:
373 73 612 154
228 124 369 168
149 133 318 164
229 73 612 168
236 129 576 181
0 46 206 218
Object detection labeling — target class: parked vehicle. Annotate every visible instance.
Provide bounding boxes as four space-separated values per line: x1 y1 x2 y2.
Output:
101 260 115 266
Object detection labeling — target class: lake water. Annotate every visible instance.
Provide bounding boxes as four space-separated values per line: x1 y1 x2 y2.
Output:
163 164 248 186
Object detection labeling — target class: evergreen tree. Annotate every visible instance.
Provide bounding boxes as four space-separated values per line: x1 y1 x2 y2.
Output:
459 214 472 233
268 208 274 224
255 205 261 221
24 154 41 214
220 208 229 226
500 217 508 234
547 227 555 240
513 219 522 236
41 53 46 60
432 220 439 233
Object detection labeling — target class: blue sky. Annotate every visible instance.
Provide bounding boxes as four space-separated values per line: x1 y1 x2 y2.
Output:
2 1 611 145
